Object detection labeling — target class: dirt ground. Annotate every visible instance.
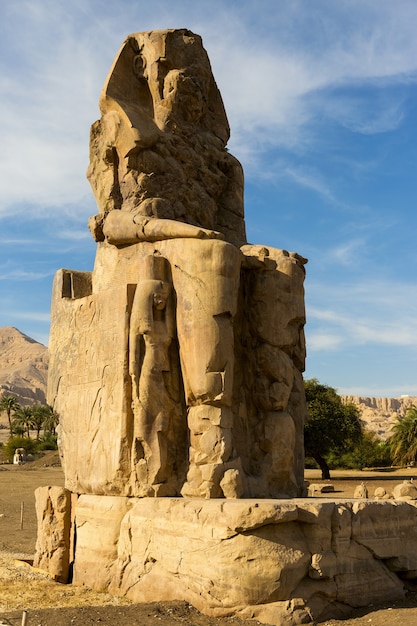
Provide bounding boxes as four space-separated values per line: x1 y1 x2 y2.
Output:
1 452 417 625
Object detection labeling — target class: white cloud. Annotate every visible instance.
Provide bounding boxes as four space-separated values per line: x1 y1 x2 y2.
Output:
282 167 336 203
307 279 417 352
319 93 405 135
0 236 40 246
306 332 345 351
327 239 367 267
0 269 53 281
55 229 92 241
13 311 51 323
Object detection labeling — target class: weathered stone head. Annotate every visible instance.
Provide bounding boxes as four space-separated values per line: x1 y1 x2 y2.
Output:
100 29 230 140
87 29 245 246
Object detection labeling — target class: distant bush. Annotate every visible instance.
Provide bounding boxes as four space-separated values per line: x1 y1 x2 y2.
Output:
36 434 58 451
326 432 392 470
3 436 36 463
304 457 319 469
2 433 58 462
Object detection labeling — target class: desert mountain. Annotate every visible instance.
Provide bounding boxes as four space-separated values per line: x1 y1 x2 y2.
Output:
0 326 48 406
342 395 417 440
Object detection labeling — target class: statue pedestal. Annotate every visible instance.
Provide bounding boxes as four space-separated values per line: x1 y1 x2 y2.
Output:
35 490 417 625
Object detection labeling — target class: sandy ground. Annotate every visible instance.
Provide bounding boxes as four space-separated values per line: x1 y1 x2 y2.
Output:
1 452 417 625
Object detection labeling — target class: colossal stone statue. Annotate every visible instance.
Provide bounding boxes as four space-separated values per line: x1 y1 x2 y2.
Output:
48 29 308 499
38 33 417 624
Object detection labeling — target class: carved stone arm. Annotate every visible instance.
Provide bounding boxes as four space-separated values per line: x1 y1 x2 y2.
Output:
88 210 224 245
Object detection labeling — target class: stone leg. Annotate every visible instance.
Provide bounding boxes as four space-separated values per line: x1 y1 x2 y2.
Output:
164 239 242 497
180 405 238 498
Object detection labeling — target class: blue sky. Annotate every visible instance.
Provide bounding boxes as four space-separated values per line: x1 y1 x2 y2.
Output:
1 0 416 397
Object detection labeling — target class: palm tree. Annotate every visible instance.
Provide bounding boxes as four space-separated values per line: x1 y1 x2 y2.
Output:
41 405 59 436
390 406 417 466
12 406 35 439
0 395 20 436
11 422 26 437
31 405 48 439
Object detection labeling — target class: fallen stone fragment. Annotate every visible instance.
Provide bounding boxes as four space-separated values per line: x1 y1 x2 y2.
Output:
308 483 335 495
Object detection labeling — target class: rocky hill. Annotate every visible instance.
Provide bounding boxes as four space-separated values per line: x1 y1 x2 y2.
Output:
0 326 48 406
342 395 417 440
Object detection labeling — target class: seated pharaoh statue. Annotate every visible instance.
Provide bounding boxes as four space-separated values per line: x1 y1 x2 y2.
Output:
48 29 308 499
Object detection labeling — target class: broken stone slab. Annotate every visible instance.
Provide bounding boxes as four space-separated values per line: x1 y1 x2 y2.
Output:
33 486 72 583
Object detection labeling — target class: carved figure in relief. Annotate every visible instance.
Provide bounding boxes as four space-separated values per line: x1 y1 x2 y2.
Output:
129 256 173 491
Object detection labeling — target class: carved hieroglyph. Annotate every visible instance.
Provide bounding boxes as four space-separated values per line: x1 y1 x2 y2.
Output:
48 29 308 499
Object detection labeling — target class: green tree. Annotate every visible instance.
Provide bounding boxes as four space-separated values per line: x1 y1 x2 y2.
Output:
12 406 35 438
304 378 363 479
328 431 392 470
389 406 417 466
0 395 20 436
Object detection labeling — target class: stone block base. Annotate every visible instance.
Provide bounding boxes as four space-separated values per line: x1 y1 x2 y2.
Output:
35 492 417 625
